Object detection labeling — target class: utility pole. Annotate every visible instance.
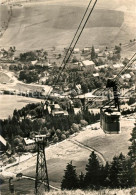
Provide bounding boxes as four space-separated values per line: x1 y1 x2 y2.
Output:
34 135 50 195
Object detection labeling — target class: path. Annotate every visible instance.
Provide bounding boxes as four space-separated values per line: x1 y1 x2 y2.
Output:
68 139 106 166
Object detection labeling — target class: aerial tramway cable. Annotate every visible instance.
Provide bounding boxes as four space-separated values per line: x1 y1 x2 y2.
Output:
45 0 98 100
56 0 98 83
59 0 93 69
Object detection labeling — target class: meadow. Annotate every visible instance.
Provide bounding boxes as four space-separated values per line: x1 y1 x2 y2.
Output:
0 2 125 50
1 118 134 193
0 95 42 119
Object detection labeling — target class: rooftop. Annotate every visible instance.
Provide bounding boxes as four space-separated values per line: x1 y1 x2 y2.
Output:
82 60 95 66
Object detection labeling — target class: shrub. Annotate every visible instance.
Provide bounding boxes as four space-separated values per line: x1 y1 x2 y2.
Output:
71 123 80 132
61 134 66 140
80 120 88 127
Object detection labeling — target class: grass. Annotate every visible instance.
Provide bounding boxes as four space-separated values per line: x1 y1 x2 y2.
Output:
75 119 135 162
1 118 135 193
0 2 125 50
4 117 134 190
0 94 42 119
1 179 136 195
0 5 9 30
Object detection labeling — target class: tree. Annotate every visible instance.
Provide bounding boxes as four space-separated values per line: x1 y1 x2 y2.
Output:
84 151 101 189
61 161 79 190
79 172 85 189
108 153 133 188
91 45 96 60
114 45 121 54
128 122 136 164
128 97 135 105
99 162 110 187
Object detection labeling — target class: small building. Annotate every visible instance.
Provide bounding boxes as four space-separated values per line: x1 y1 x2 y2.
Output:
95 64 109 70
52 110 69 117
0 135 7 147
0 135 7 154
113 63 124 69
83 47 91 53
31 60 38 65
121 74 131 79
82 60 95 70
73 48 80 53
93 73 99 77
23 138 35 151
95 48 100 54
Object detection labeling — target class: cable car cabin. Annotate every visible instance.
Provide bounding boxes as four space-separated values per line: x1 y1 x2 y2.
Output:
100 106 121 134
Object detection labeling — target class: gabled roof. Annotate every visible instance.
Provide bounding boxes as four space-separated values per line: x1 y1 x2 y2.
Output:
24 138 35 145
93 73 99 77
0 135 6 146
82 60 95 66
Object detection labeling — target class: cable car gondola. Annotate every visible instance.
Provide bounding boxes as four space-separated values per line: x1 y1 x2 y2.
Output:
100 79 121 134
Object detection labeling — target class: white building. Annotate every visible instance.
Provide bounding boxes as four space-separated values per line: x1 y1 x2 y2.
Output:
113 63 124 69
73 48 80 53
82 60 95 69
121 74 131 79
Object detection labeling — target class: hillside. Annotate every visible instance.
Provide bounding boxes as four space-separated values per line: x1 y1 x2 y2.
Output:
1 117 134 194
0 0 136 50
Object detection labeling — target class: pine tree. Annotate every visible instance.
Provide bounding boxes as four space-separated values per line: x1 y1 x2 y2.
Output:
91 46 96 60
61 161 79 190
84 151 101 189
79 172 85 189
128 122 136 186
128 122 136 164
99 162 110 187
109 155 120 188
109 153 134 188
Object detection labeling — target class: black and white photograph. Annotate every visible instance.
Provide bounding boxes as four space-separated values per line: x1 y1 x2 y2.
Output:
0 0 136 194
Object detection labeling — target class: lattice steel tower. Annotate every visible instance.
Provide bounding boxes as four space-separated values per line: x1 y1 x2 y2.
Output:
35 135 50 195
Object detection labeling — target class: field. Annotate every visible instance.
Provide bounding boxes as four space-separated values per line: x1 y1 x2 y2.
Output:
0 4 9 30
0 95 42 119
73 119 135 162
0 0 136 51
1 0 135 50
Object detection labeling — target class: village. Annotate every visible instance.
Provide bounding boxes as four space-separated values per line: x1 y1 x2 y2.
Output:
0 41 136 167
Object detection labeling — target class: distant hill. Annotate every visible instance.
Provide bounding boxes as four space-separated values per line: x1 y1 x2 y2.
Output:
0 0 135 50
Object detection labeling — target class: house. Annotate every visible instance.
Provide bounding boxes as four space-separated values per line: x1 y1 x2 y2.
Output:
121 74 131 79
52 110 68 117
113 63 124 69
75 84 82 94
95 48 100 54
0 135 7 147
93 73 99 77
23 138 35 151
83 47 91 53
73 108 82 115
73 48 80 53
31 60 38 65
95 64 109 70
0 135 7 154
82 60 95 70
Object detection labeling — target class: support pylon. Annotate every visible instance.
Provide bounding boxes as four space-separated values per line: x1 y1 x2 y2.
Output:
35 135 50 195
